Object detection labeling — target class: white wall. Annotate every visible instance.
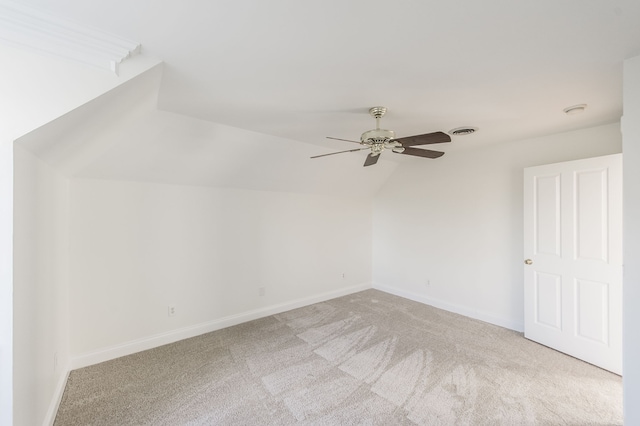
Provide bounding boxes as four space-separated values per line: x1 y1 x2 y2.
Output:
373 123 622 330
68 179 372 363
0 140 14 426
0 42 161 426
13 146 70 426
623 54 640 424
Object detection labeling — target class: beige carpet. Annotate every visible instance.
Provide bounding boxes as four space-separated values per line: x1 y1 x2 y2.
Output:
54 289 622 425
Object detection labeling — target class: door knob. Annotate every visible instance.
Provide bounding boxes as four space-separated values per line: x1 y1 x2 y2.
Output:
524 259 533 265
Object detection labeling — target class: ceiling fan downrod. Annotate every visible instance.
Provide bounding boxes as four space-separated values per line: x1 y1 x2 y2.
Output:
360 106 403 155
360 106 397 147
369 106 387 129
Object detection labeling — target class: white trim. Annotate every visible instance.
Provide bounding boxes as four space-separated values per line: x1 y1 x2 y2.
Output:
70 282 372 370
0 1 140 74
43 363 71 426
373 282 524 332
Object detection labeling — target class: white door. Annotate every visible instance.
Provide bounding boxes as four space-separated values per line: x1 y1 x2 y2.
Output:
524 154 622 374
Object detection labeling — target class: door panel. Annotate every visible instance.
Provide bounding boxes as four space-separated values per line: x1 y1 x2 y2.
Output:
524 154 622 374
534 174 561 256
575 169 608 262
575 278 608 344
534 272 562 330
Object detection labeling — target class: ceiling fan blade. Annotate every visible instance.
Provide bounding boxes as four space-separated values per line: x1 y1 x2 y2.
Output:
326 136 362 145
398 146 445 159
392 131 451 147
364 153 380 167
311 147 369 159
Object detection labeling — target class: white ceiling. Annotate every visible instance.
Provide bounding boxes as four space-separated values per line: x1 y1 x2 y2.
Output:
16 62 399 197
13 0 640 158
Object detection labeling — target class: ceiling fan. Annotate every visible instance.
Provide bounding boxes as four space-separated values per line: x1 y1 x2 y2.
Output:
311 106 451 167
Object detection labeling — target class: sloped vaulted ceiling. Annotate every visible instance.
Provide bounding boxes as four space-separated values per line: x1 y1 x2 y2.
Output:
12 0 640 151
8 0 640 196
16 61 398 197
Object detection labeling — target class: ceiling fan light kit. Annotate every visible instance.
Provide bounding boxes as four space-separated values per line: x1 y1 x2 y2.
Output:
312 106 451 167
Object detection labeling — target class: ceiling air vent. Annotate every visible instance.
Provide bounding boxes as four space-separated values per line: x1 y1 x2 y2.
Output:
449 127 477 136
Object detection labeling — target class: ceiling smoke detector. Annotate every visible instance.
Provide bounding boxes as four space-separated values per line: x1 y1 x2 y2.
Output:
563 104 587 115
449 127 478 136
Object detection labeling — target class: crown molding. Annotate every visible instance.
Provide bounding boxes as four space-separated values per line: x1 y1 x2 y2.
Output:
0 1 140 74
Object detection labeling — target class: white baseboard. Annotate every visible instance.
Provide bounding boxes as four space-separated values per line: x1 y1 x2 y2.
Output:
43 361 71 426
372 282 524 332
70 282 372 370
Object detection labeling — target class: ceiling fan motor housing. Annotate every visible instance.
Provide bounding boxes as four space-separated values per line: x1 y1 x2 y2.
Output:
361 128 403 155
360 128 395 143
